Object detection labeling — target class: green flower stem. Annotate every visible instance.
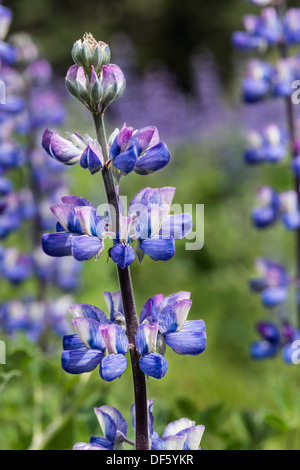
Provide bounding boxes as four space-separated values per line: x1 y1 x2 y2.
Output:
92 113 149 450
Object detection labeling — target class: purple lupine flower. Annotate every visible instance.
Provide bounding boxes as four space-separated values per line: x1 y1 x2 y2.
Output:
0 300 47 342
139 291 207 357
250 322 280 359
279 190 300 230
242 59 273 103
42 195 110 262
112 186 193 267
61 298 128 381
251 186 280 228
109 124 170 177
244 125 288 165
42 128 103 172
135 322 168 379
73 406 130 450
249 258 290 308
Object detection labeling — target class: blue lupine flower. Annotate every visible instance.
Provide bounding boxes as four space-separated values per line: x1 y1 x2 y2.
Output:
242 59 273 103
42 128 104 172
42 195 110 262
139 291 207 358
73 406 129 450
250 321 280 359
244 125 288 165
284 9 300 45
135 322 168 379
249 258 290 308
251 187 280 228
109 123 170 177
61 298 129 381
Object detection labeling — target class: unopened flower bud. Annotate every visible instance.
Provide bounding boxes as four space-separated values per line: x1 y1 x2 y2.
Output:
71 33 111 75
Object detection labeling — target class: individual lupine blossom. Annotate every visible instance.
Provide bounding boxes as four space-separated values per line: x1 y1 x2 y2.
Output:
73 400 205 451
112 186 193 268
136 292 206 379
244 125 288 165
250 320 300 363
65 33 125 114
41 195 111 262
249 258 291 308
251 187 300 230
41 187 193 269
61 293 129 381
41 122 170 178
232 7 300 51
73 406 131 450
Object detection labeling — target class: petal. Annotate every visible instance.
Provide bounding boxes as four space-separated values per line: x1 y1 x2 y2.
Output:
71 235 102 261
139 353 168 379
42 232 73 257
80 142 103 174
261 286 288 308
163 418 195 437
256 322 280 342
151 435 186 450
140 236 175 261
158 299 192 334
61 195 95 207
177 425 205 450
94 405 127 439
140 294 164 324
110 243 135 269
113 144 137 175
73 442 106 450
160 213 193 239
132 126 159 155
42 128 53 156
63 334 84 350
51 203 83 233
75 206 100 236
135 142 170 175
71 318 107 350
103 291 124 323
164 320 207 355
281 211 300 230
250 340 278 359
99 354 128 381
69 303 110 324
110 126 133 157
135 323 159 355
49 132 82 165
99 324 129 354
129 186 176 214
251 207 278 228
61 348 103 374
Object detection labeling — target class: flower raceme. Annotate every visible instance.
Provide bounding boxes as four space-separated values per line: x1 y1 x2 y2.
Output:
42 123 170 177
41 187 193 268
232 7 300 52
61 291 206 381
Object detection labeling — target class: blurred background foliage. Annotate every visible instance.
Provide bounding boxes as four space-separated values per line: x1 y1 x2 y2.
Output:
1 0 300 451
